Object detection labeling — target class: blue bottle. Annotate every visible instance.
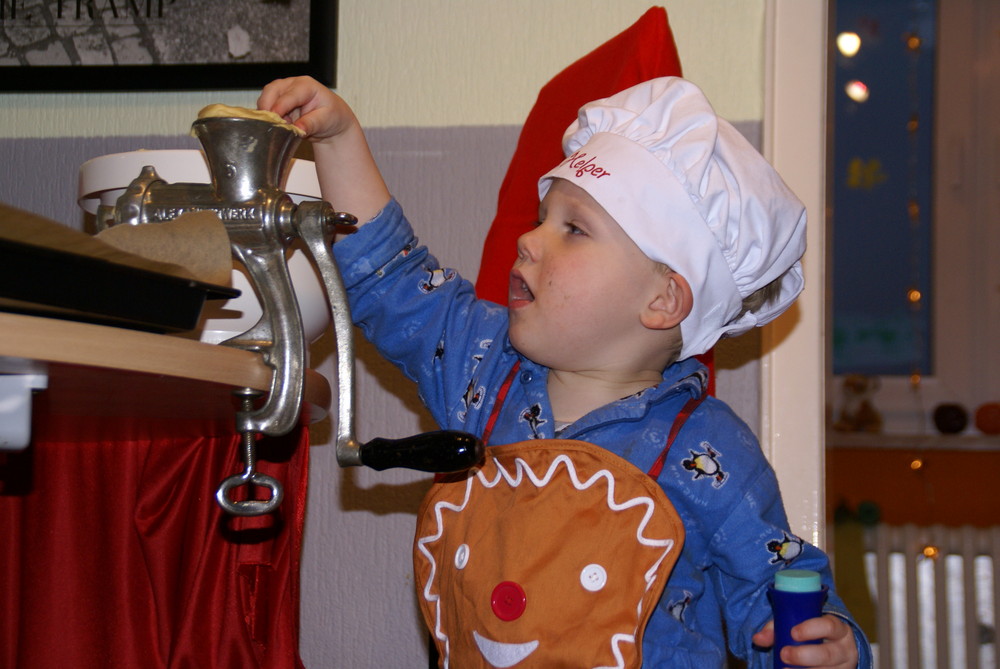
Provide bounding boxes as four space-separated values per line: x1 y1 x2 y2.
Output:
768 569 828 669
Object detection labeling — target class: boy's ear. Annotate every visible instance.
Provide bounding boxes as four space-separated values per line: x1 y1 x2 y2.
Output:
641 271 693 330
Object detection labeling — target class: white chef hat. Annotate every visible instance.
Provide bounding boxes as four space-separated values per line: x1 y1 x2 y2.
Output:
538 77 806 361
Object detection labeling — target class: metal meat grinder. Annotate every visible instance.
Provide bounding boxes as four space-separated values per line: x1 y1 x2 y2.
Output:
109 114 483 516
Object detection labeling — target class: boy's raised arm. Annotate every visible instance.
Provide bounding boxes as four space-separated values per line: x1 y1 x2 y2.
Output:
258 76 391 224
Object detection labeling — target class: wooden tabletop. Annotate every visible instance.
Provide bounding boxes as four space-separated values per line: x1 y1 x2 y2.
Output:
0 312 331 424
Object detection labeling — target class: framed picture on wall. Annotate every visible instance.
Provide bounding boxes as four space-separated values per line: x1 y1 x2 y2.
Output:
0 0 336 91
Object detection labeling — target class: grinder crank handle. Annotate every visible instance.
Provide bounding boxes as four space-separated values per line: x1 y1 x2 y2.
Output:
294 202 484 473
359 431 484 472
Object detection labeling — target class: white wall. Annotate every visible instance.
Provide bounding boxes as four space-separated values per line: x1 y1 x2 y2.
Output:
0 1 764 138
760 0 827 550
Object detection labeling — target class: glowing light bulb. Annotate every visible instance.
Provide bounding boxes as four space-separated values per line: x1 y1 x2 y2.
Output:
845 80 869 103
908 288 922 304
837 32 861 57
922 545 939 560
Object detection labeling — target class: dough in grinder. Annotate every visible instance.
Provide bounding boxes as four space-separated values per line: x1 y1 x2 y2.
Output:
196 103 305 137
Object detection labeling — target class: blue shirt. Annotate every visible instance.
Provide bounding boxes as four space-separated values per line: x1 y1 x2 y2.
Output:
334 199 872 667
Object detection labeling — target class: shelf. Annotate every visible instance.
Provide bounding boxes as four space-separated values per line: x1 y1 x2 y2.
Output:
827 430 1000 452
0 312 330 427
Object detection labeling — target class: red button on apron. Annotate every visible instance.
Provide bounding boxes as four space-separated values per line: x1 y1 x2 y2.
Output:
491 581 527 621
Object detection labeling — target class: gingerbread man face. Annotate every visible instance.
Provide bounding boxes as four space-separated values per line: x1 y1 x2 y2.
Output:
414 440 684 668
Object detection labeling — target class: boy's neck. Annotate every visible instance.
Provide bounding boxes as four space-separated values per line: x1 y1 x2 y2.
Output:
546 368 664 425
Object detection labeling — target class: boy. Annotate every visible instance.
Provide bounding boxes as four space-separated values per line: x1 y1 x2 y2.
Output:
258 75 871 667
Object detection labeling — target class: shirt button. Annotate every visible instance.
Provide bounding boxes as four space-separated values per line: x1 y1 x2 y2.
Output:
520 370 533 383
580 564 608 592
454 544 470 570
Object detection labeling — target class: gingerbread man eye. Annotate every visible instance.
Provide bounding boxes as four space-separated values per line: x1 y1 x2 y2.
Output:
580 563 607 592
454 543 470 570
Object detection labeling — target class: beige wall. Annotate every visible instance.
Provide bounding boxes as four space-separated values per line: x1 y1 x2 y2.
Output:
0 1 764 138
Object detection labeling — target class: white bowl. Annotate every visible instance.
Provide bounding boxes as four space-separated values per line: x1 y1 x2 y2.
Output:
78 149 331 344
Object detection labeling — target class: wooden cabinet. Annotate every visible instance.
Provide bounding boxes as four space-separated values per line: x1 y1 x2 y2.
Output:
826 431 1000 528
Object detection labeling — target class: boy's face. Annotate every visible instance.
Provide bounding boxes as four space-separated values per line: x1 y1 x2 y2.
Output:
508 178 664 372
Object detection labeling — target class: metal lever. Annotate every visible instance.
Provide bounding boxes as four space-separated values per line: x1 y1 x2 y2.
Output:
294 202 485 473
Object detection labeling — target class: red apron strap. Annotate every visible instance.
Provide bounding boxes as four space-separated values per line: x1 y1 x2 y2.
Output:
481 360 521 446
646 395 706 480
479 361 702 479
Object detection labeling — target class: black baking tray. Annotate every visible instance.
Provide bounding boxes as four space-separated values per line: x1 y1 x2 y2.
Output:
0 237 240 333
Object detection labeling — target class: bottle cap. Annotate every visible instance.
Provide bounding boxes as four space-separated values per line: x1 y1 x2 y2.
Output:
774 569 822 593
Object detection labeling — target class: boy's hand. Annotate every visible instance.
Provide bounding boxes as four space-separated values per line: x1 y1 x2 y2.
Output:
752 615 858 668
257 76 356 143
257 76 390 223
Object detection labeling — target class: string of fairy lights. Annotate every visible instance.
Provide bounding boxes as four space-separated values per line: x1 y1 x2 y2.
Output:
837 17 940 559
838 23 928 390
838 25 929 389
903 29 927 396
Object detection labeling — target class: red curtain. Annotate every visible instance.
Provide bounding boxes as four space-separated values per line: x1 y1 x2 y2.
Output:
0 382 308 669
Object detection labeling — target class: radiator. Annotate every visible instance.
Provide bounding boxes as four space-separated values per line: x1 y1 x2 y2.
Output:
865 524 1000 668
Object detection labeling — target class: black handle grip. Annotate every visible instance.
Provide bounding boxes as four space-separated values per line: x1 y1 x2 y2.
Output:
359 430 485 473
